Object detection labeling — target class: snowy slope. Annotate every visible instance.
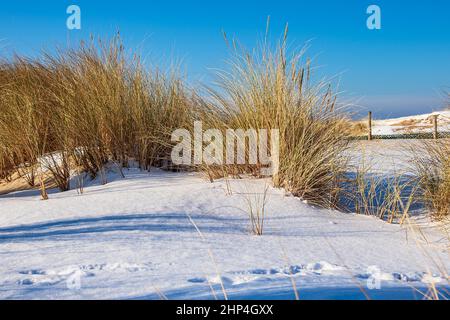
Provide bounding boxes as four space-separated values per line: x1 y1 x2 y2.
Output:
0 164 448 300
370 110 450 135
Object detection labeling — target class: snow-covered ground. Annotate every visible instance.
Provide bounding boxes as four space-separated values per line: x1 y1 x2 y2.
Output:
0 142 448 300
370 110 450 135
347 139 422 174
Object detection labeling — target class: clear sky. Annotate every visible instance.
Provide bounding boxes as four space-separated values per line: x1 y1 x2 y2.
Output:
0 0 449 118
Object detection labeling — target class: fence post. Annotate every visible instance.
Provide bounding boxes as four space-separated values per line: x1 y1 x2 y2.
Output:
433 114 438 139
368 111 372 141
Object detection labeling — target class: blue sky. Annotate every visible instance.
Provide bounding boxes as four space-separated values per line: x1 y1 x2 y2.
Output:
0 0 449 118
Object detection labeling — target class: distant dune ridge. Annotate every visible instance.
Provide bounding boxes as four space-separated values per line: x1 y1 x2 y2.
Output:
350 110 450 136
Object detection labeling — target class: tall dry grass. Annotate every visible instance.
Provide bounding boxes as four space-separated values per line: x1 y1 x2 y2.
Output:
242 182 270 235
0 56 58 199
0 35 194 196
412 140 450 220
201 26 350 207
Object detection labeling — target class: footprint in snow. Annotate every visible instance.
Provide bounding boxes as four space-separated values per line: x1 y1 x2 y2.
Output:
188 276 235 286
18 269 47 276
17 279 34 286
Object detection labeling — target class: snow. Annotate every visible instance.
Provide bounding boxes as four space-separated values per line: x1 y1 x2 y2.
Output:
347 139 421 174
0 143 449 300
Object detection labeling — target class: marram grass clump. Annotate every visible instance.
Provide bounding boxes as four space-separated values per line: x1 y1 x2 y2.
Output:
413 140 450 220
202 26 350 207
0 36 194 196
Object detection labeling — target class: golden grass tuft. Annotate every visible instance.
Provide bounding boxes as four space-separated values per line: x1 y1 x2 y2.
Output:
201 26 350 207
0 35 194 196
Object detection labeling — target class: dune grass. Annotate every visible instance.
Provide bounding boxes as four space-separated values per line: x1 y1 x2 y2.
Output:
0 35 194 196
341 165 418 223
412 140 450 220
201 25 350 207
0 29 351 208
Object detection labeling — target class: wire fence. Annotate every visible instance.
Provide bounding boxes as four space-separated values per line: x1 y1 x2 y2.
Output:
350 132 450 141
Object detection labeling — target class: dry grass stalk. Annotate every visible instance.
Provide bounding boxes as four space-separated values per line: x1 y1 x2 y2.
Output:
412 140 450 220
